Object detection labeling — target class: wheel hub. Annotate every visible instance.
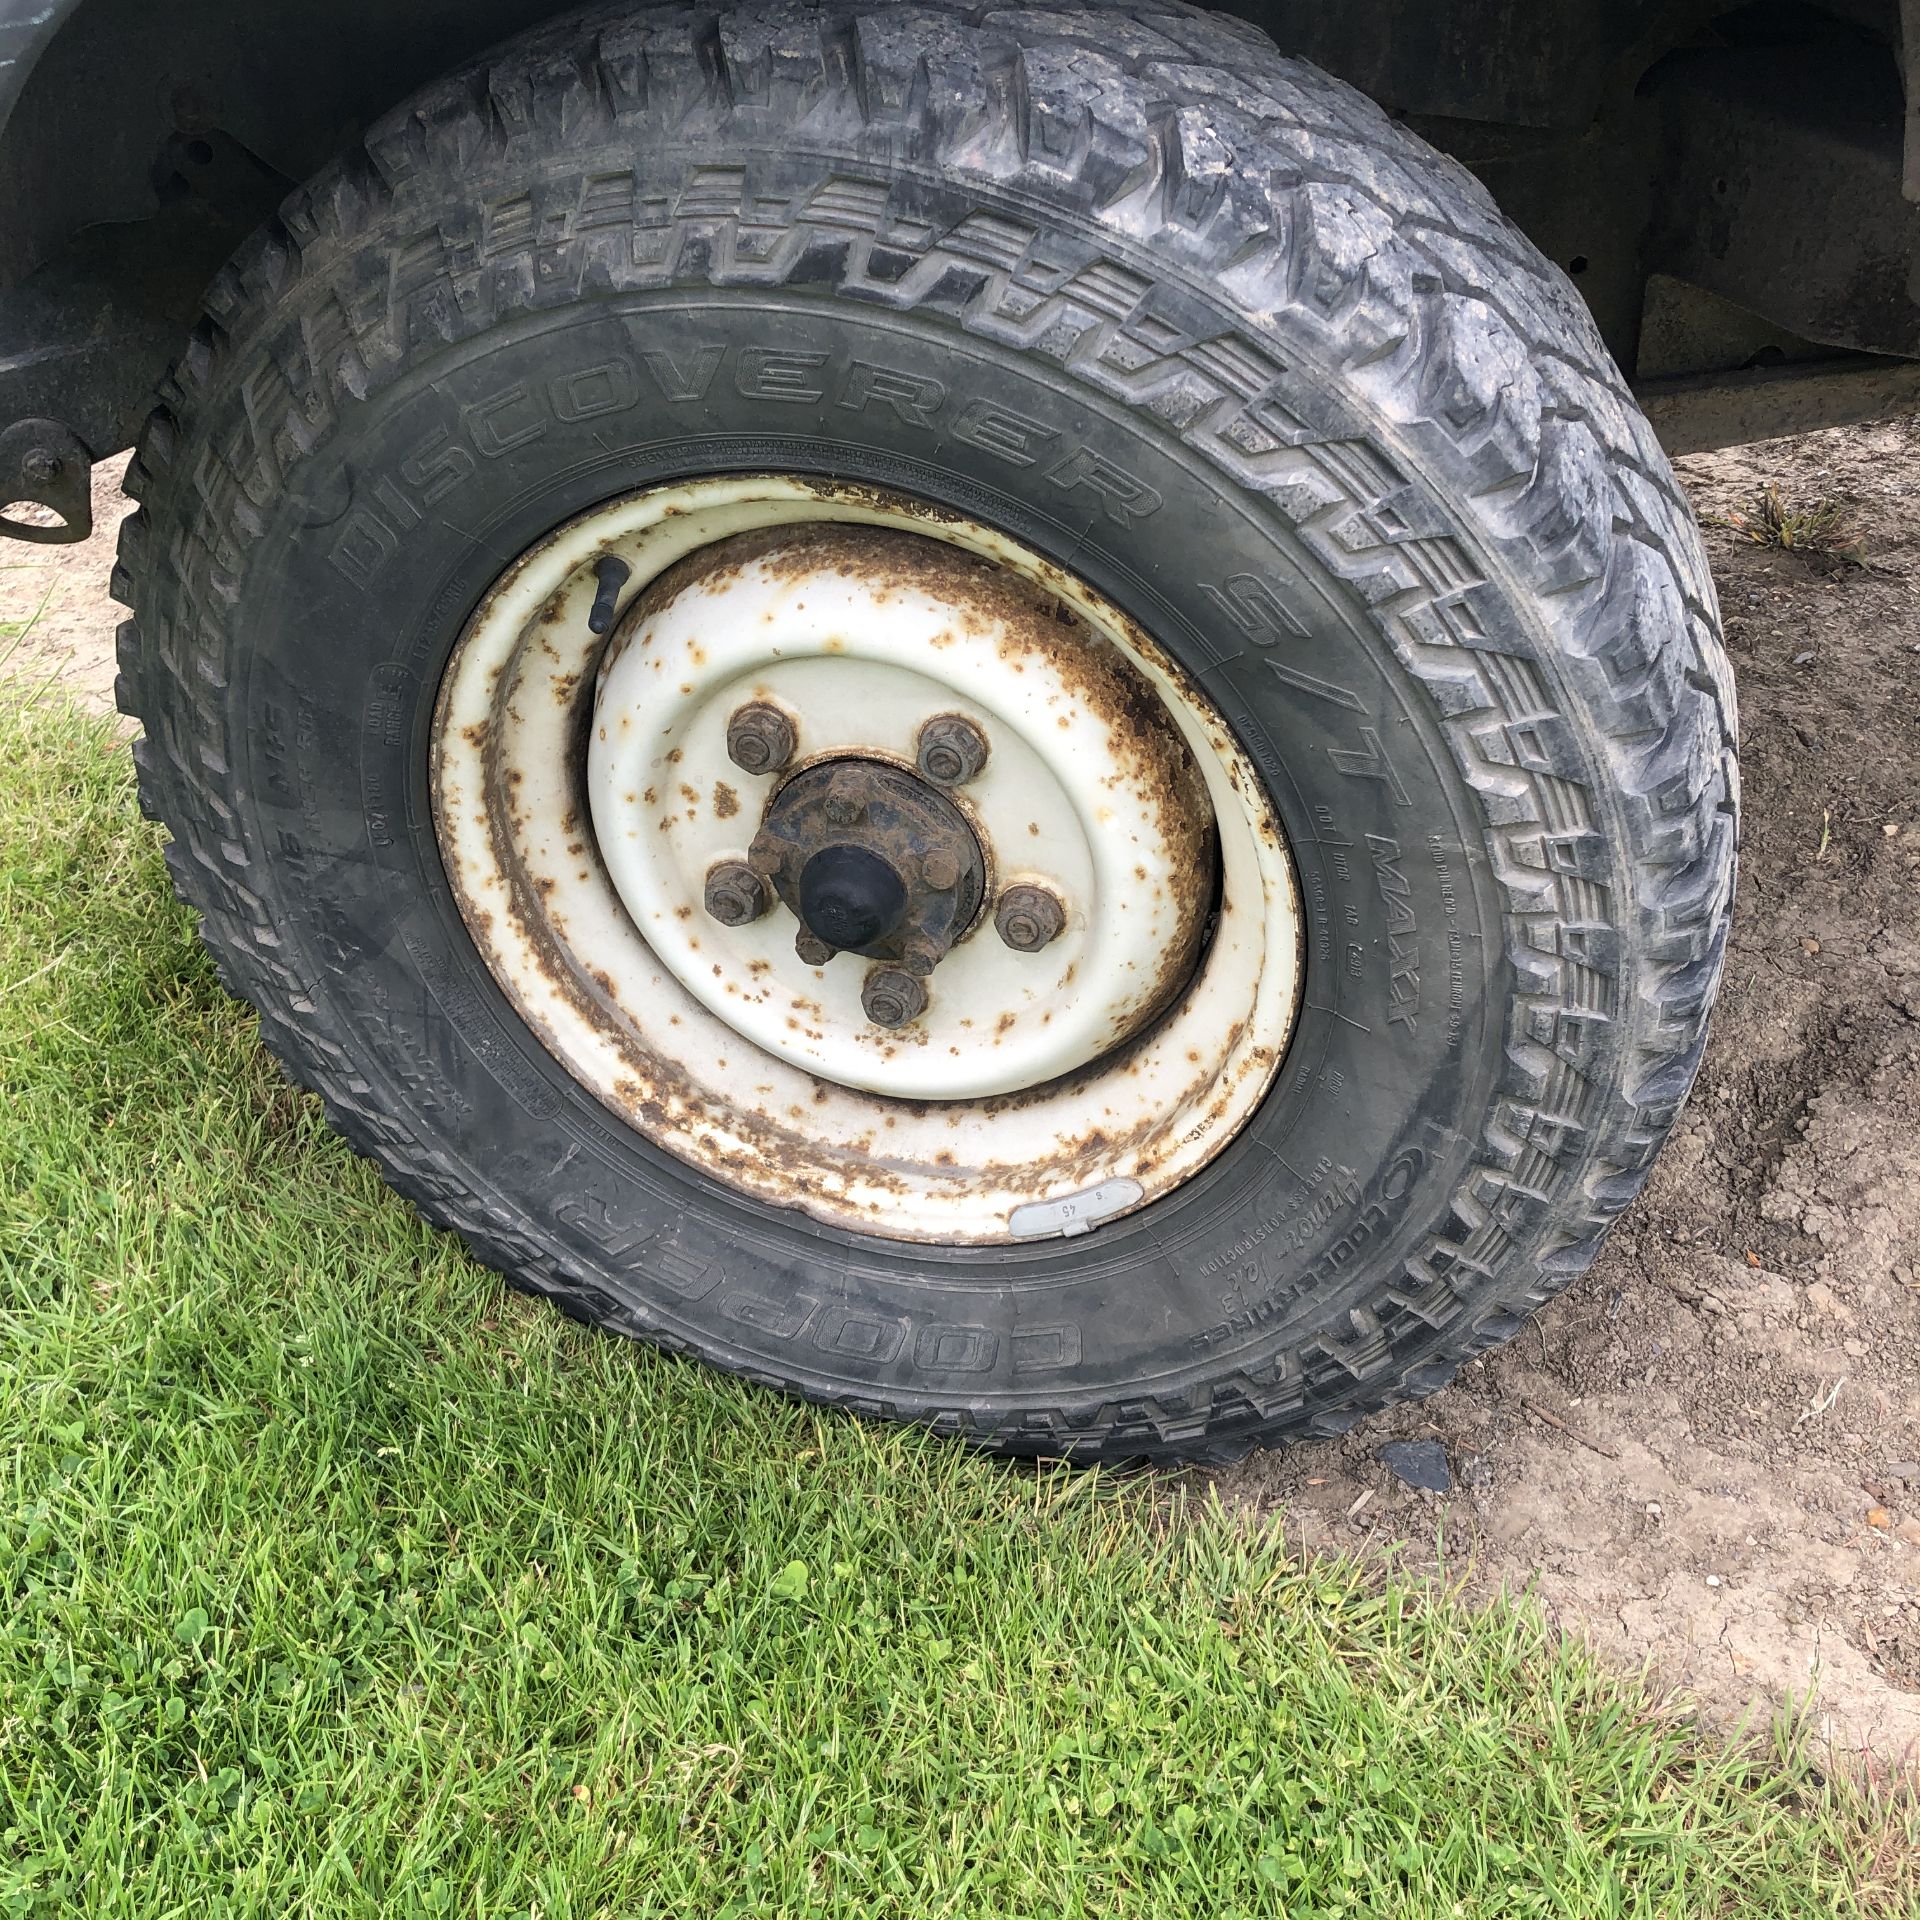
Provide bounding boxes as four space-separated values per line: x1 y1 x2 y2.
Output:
749 756 988 992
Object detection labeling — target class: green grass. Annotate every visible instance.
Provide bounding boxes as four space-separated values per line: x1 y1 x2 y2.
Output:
1 694 1914 1919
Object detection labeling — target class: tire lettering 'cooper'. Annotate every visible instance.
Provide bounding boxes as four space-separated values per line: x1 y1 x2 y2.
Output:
551 1192 1085 1377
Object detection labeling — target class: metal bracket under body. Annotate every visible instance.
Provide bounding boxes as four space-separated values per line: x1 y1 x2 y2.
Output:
0 417 92 544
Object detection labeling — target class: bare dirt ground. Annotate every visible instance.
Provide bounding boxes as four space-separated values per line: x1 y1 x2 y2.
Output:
8 424 1918 1763
1223 418 1920 1767
0 457 134 708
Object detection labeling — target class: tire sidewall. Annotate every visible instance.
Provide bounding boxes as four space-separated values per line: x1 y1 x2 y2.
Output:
227 247 1517 1435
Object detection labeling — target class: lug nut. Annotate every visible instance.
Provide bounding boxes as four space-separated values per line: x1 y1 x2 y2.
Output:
795 931 836 967
921 848 961 891
916 714 988 786
862 966 929 1029
996 883 1065 953
725 702 796 776
703 860 769 927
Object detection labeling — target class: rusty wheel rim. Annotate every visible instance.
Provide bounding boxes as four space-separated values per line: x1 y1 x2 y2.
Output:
431 476 1302 1245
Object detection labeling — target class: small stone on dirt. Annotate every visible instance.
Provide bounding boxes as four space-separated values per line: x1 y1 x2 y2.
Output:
1379 1439 1451 1493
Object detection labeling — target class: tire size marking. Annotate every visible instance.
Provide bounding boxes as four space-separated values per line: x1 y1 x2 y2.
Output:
1427 832 1469 1057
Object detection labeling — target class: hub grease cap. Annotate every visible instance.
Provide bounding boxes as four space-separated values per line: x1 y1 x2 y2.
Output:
798 843 907 951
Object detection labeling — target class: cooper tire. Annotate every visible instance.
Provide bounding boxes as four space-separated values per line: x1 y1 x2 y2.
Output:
114 0 1737 1462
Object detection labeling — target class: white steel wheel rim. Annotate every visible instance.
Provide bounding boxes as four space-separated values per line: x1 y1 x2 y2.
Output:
431 476 1303 1245
588 524 1217 1101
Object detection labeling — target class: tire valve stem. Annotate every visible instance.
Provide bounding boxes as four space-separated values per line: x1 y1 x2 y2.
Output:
586 556 631 637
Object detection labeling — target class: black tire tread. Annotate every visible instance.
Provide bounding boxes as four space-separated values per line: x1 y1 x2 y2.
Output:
113 0 1736 1464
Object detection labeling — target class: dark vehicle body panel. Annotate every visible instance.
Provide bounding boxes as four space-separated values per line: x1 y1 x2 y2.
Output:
1 0 1918 531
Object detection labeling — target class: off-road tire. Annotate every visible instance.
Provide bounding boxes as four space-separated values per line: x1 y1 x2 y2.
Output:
114 0 1737 1463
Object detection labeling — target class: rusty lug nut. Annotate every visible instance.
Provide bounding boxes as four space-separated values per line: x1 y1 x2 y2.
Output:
996 883 1065 953
921 848 961 891
862 966 929 1029
795 931 836 967
725 702 796 776
703 860 770 927
916 714 988 786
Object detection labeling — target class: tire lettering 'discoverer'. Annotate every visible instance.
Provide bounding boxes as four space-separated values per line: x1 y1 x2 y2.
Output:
327 332 1404 836
326 344 1164 589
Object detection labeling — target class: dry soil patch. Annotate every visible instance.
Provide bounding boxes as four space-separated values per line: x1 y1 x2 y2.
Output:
1218 417 1920 1764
